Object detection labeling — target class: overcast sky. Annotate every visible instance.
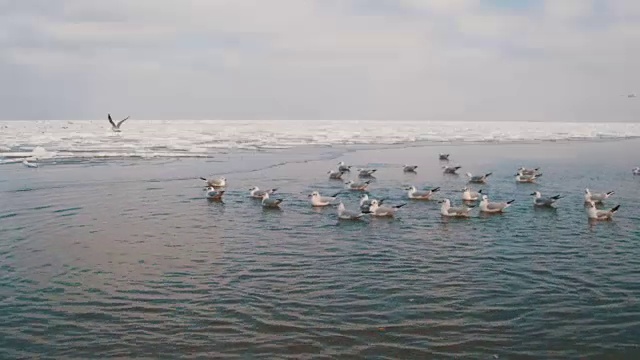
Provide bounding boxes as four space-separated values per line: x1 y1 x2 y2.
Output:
0 0 638 121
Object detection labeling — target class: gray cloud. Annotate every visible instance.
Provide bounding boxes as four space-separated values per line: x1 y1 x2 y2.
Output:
0 0 638 121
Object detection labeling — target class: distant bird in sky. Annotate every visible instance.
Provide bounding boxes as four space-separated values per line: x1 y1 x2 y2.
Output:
108 113 130 132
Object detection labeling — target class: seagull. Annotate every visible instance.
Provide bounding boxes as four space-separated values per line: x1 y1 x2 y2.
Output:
584 188 614 203
357 168 377 178
626 93 637 98
359 194 384 212
403 165 418 173
586 201 620 220
515 172 542 183
439 153 450 161
466 172 492 184
205 187 225 201
462 187 482 201
530 191 563 207
479 195 514 213
633 167 640 175
22 159 38 168
308 191 341 207
439 199 472 218
261 192 283 208
367 199 406 217
249 186 278 199
517 167 540 176
200 177 226 188
328 170 346 180
345 180 370 191
338 161 352 172
108 113 129 132
442 165 461 174
337 202 368 220
405 186 440 200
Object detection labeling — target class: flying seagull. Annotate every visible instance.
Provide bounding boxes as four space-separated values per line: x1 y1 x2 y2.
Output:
108 113 130 132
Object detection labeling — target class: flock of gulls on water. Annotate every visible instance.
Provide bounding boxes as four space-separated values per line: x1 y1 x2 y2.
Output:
199 152 631 222
15 114 637 221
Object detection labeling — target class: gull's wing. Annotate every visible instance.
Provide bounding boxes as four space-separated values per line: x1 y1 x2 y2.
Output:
117 116 130 128
108 114 116 127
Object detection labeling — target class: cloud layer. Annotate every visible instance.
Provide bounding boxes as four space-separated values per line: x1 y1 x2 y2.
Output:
0 0 638 120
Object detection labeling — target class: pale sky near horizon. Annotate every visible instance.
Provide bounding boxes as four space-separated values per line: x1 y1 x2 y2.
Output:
0 0 638 121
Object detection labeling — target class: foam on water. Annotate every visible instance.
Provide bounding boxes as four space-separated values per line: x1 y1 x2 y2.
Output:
1 120 640 161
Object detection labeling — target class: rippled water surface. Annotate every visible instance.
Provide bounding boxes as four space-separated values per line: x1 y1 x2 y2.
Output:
1 140 639 358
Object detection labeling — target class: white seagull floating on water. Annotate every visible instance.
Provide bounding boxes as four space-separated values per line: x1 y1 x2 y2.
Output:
633 167 640 175
442 165 461 174
359 194 384 212
517 167 540 176
337 202 368 220
261 192 283 208
403 165 418 173
345 180 371 191
367 199 406 217
249 186 278 199
405 186 440 200
439 199 472 218
205 187 225 201
584 188 614 203
479 195 514 213
530 191 562 207
515 172 542 183
357 168 377 177
308 191 341 207
338 161 352 172
466 172 492 184
200 177 226 188
462 187 482 201
108 113 129 132
586 201 620 220
327 170 346 180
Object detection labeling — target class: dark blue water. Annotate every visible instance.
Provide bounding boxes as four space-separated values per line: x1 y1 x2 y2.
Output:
1 141 639 358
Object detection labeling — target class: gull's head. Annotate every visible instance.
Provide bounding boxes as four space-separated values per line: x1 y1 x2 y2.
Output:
518 167 525 171
584 188 590 194
309 191 320 198
481 195 488 201
462 187 469 192
405 186 416 191
466 172 473 177
356 168 364 172
345 180 353 185
219 177 226 182
370 200 379 206
337 202 345 210
338 161 344 165
360 194 369 199
249 186 258 191
530 191 541 197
